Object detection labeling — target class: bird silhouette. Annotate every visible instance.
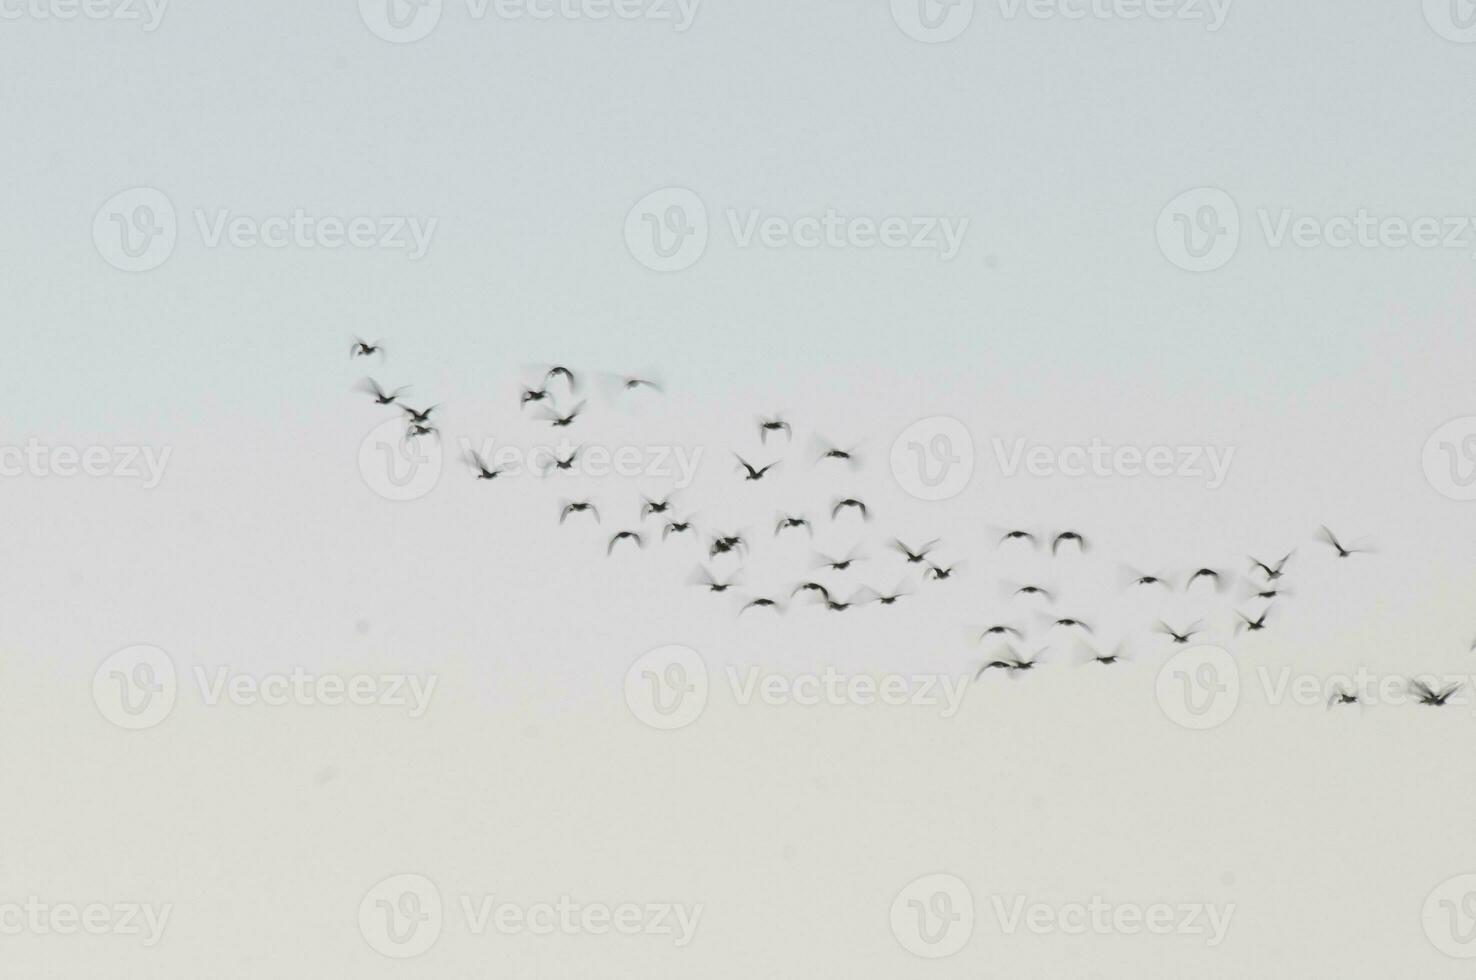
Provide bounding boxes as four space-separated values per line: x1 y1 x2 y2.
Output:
1156 620 1202 644
736 456 779 481
1318 526 1368 558
607 530 643 555
465 451 504 481
663 519 695 540
1052 530 1086 555
891 539 940 564
358 378 408 405
1409 679 1461 706
559 500 599 524
539 401 587 428
758 416 792 443
832 498 869 521
1249 552 1294 580
774 514 812 537
350 337 385 359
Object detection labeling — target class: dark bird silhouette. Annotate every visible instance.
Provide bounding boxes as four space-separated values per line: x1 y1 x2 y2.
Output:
891 539 940 564
816 548 864 572
736 456 779 481
866 583 913 606
622 376 661 392
1327 687 1360 708
400 404 439 425
559 500 599 524
406 423 438 439
1318 526 1368 558
1013 584 1054 601
791 581 832 602
357 378 408 405
758 416 792 443
1076 642 1125 666
540 401 587 428
774 514 811 537
741 597 782 614
710 533 747 559
520 387 550 407
832 498 869 521
999 529 1037 547
979 624 1024 641
690 566 739 593
607 530 643 555
1052 530 1086 555
1051 617 1092 633
1249 552 1294 580
663 520 694 540
1156 620 1202 645
540 448 580 474
976 645 1045 677
546 366 577 389
1236 607 1272 634
641 496 674 519
465 450 504 481
925 562 961 581
811 436 863 469
350 337 384 359
1410 679 1461 706
1186 567 1225 591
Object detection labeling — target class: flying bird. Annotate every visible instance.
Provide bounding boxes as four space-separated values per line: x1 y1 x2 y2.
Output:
774 514 812 537
690 566 739 593
1052 530 1087 555
465 450 504 481
400 404 439 425
1327 687 1360 708
999 529 1038 547
924 562 961 581
559 500 599 524
1249 552 1294 580
740 597 782 614
758 416 792 443
357 378 408 405
1156 621 1202 645
832 498 869 521
545 365 577 389
1186 567 1225 591
350 337 385 359
539 401 587 428
736 456 779 481
1318 526 1369 559
607 531 643 555
641 496 674 519
1236 607 1272 634
891 539 940 564
663 519 694 540
1409 679 1461 706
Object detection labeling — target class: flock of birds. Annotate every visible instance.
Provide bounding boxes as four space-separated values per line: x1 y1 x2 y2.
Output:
350 337 1467 711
